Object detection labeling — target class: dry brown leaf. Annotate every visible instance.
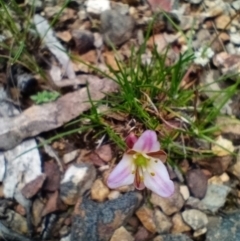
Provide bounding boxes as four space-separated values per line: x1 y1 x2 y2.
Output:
147 0 173 12
147 34 167 53
80 50 98 63
103 52 121 71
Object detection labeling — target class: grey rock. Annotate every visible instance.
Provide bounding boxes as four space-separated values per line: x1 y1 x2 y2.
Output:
153 209 172 234
206 211 240 241
71 191 142 241
182 209 208 230
101 10 135 47
71 30 95 54
201 184 231 213
111 2 129 15
153 233 193 241
60 163 96 205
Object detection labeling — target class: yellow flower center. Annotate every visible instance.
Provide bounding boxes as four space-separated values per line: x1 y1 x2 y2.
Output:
133 154 148 167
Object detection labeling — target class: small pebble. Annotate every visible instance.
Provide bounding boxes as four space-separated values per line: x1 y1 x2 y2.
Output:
230 33 240 45
60 163 96 205
150 183 185 216
219 173 230 183
110 226 134 241
91 179 110 202
180 185 190 201
62 150 79 164
136 205 156 233
85 0 110 14
182 209 208 230
108 190 121 200
153 209 172 234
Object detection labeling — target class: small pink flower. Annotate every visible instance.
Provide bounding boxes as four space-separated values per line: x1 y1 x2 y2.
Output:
107 130 174 197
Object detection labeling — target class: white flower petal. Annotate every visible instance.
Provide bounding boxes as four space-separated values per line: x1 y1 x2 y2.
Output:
107 154 134 189
144 159 174 197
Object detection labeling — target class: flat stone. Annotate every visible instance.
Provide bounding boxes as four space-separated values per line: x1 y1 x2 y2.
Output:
71 191 142 241
110 226 134 241
206 212 240 241
101 10 135 47
153 209 172 234
201 184 231 213
182 209 208 230
150 183 185 216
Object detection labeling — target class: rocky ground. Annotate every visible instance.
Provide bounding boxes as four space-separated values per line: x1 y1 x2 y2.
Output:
1 0 240 240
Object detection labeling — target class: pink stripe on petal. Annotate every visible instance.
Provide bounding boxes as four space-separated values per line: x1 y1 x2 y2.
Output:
144 160 174 197
107 154 134 189
133 130 160 153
